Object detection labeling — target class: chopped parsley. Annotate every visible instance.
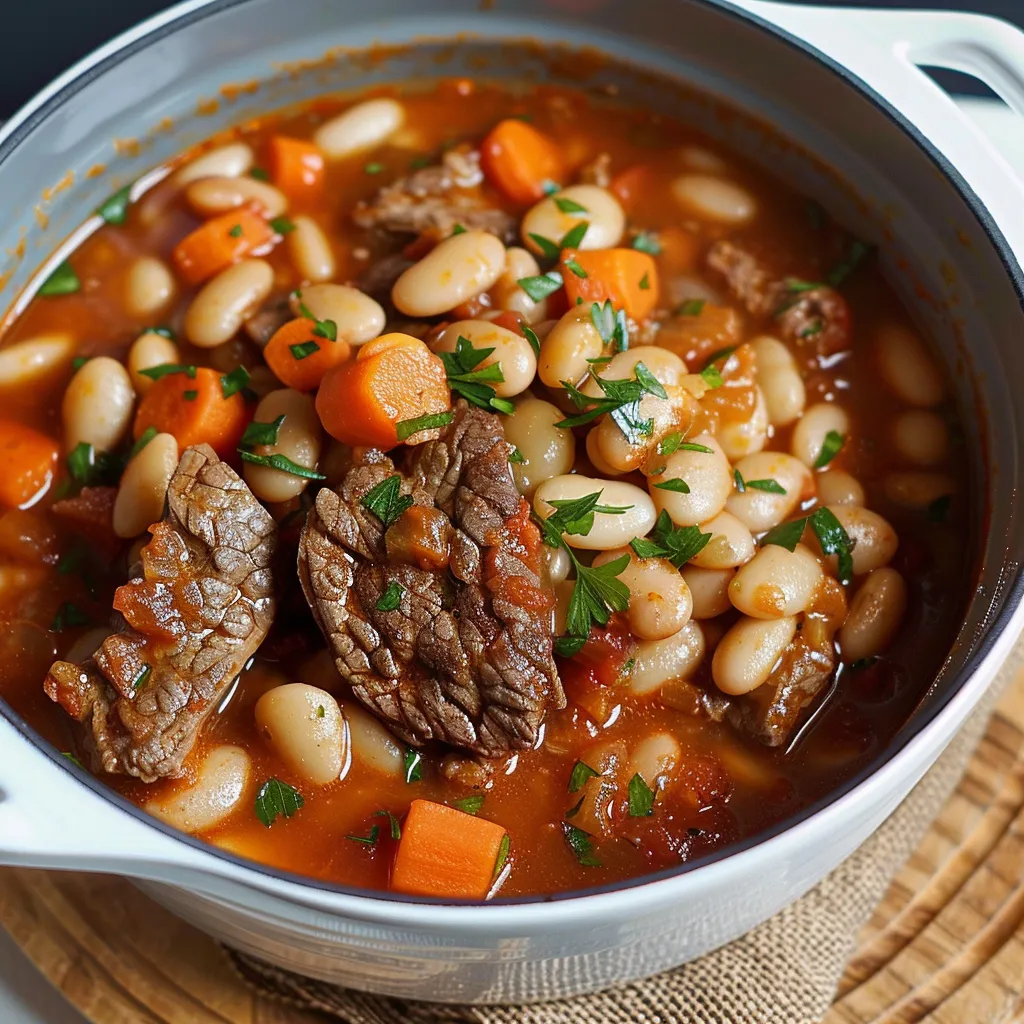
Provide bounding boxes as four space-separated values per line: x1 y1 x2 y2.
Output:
439 335 514 415
240 415 285 449
269 216 296 235
360 475 413 530
556 362 667 442
631 231 661 255
62 751 85 769
568 760 600 793
676 298 705 317
295 292 338 341
733 470 786 494
827 239 873 288
403 748 423 784
813 430 846 469
66 442 122 487
493 834 511 878
364 161 385 175
702 345 738 369
639 272 651 291
289 339 320 360
96 184 132 225
249 167 270 181
627 773 655 817
451 223 467 235
372 809 402 840
132 664 152 691
630 509 712 567
554 196 588 214
517 271 563 302
563 823 601 866
657 432 684 456
700 365 724 389
376 581 404 611
39 261 80 297
139 363 196 381
255 778 304 827
396 410 455 442
182 389 198 401
523 324 541 359
238 451 325 480
219 365 251 399
128 426 158 460
554 635 587 657
228 223 243 238
653 477 690 493
451 794 486 815
565 257 588 279
346 826 380 846
509 445 525 464
589 299 629 352
762 507 854 583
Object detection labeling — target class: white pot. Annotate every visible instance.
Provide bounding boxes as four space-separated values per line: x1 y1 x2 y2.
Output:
2 0 1024 1004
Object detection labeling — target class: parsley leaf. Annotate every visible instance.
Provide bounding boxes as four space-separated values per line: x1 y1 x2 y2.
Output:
556 363 665 435
128 426 158 460
827 239 872 288
493 834 511 878
569 760 600 793
653 477 690 493
814 429 845 469
239 451 325 480
240 415 285 449
676 298 705 317
346 826 380 846
702 345 738 369
66 442 123 487
220 365 250 399
528 232 561 261
745 478 786 494
269 215 296 235
560 221 589 250
554 635 587 657
539 491 633 548
295 292 338 341
564 257 588 279
566 555 631 637
451 794 485 815
631 231 661 255
255 778 304 827
733 468 746 493
761 518 808 551
404 748 423 783
396 410 454 441
96 184 132 225
563 823 601 866
629 509 712 567
657 432 683 456
361 475 413 530
509 445 525 464
523 324 541 359
39 261 80 296
627 773 655 817
373 809 402 839
639 272 651 291
439 336 514 414
761 508 854 583
228 223 243 238
700 365 724 389
517 271 563 302
376 581 404 611
554 196 588 214
139 362 196 381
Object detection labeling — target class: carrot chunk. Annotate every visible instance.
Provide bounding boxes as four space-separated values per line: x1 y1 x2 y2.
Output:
480 119 566 205
267 135 325 202
315 334 450 449
0 420 59 508
172 208 273 285
391 799 508 899
133 367 248 458
264 317 352 392
561 248 660 321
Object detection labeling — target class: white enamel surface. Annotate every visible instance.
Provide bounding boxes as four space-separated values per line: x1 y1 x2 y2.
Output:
1 0 1024 1007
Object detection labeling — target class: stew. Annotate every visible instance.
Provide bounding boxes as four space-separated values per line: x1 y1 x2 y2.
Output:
0 77 970 899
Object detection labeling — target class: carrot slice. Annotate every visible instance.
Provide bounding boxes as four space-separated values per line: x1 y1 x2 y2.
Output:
172 208 273 285
133 367 248 458
391 799 508 899
561 248 660 321
480 119 565 205
267 135 325 202
264 318 352 392
0 420 59 508
315 334 450 449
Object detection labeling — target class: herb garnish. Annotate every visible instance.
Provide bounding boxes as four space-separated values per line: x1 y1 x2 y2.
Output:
627 773 655 817
39 261 80 297
295 292 338 341
700 365 724 389
451 223 467 235
563 823 601 866
657 432 683 456
452 794 486 815
269 216 296 235
653 477 691 494
554 196 588 214
96 184 132 225
290 340 320 360
733 470 786 494
364 161 385 175
568 760 600 793
255 778 304 827
66 442 122 487
62 752 85 769
404 748 423 784
373 809 403 840
676 298 705 317
346 826 380 846
630 510 712 566
517 271 563 302
238 451 326 480
493 834 511 878
250 167 270 181
220 365 250 399
240 415 285 448
396 410 455 442
228 223 243 238
639 272 651 291
183 389 198 401
589 299 629 352
132 664 152 691
523 324 541 359
554 635 587 657
509 445 525 464
556 363 666 441
813 430 845 469
140 363 197 381
762 507 854 583
376 581 404 611
564 257 588 279
128 426 158 460
361 475 413 530
631 231 661 255
439 336 514 415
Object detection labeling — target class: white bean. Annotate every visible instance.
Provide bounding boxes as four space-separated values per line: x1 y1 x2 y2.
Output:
729 543 822 619
127 332 180 395
255 684 348 786
681 565 735 618
751 336 805 427
62 356 135 453
244 389 323 503
146 745 251 833
124 256 176 318
727 452 811 533
582 346 687 395
672 174 756 224
679 145 728 173
432 320 536 398
629 733 681 787
534 475 655 551
392 230 506 317
649 434 732 526
839 567 908 663
503 396 575 498
173 143 254 185
521 185 625 255
538 308 605 388
791 402 849 468
825 505 898 575
314 98 404 158
286 215 336 283
892 410 949 466
876 324 945 407
585 428 624 478
718 385 768 460
544 544 572 585
593 548 692 641
816 470 864 507
185 175 288 219
629 621 706 695
884 471 954 510
341 699 404 775
688 511 755 569
712 616 797 695
592 389 689 475
492 247 549 323
113 432 178 538
0 333 72 386
289 283 385 346
185 259 274 348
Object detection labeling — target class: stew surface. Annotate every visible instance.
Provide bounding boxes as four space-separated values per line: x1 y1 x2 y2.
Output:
0 78 970 899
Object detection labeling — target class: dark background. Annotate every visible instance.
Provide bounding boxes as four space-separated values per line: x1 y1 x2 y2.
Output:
1 0 1020 116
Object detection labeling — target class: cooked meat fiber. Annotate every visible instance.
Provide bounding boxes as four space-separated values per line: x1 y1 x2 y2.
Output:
299 402 563 756
44 445 277 782
353 147 517 244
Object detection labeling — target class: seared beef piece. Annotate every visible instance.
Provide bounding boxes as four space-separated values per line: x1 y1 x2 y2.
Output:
706 239 852 356
356 251 415 301
44 445 276 781
298 402 563 756
353 148 517 244
728 577 847 746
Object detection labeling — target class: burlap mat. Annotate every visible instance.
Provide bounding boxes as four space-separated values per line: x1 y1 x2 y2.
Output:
225 642 1022 1024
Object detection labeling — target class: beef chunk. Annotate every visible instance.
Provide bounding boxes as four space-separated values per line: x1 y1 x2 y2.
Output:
298 402 563 756
44 445 277 781
353 147 517 243
706 239 852 356
728 577 847 746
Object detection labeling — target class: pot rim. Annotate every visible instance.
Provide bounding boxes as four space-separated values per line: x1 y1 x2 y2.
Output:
1 0 1023 923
